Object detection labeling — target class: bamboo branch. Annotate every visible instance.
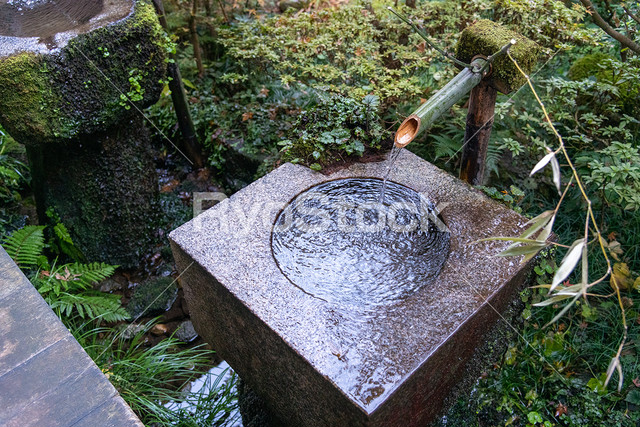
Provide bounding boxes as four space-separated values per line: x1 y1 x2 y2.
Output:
579 0 640 54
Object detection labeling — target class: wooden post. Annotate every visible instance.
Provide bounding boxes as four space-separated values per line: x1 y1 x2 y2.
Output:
459 80 497 185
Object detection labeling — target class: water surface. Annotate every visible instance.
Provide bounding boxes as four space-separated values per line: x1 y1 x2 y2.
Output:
272 178 450 308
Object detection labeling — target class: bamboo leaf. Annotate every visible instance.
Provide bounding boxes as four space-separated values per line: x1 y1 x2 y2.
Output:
550 238 585 293
525 210 555 225
555 282 586 295
537 214 556 242
497 242 546 257
475 237 548 244
521 210 554 239
532 293 575 306
551 154 562 194
530 151 555 176
543 294 581 326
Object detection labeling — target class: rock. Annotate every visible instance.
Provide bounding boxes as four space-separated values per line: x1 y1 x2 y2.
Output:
99 278 121 293
126 277 178 319
175 320 198 343
0 0 169 143
150 323 169 336
120 323 146 340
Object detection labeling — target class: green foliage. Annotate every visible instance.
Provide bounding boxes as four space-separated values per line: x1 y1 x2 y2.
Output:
492 0 597 50
467 288 640 427
477 185 525 212
578 141 640 211
79 323 238 426
2 225 45 269
2 225 127 323
279 93 387 169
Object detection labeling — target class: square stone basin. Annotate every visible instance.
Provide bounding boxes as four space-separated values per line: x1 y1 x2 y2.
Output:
170 150 534 427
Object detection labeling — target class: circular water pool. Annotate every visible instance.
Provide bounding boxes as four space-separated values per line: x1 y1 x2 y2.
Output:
0 0 106 38
271 178 450 307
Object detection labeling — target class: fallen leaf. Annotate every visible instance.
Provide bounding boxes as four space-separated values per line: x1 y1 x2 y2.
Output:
633 377 640 387
611 262 633 291
242 112 254 121
555 403 568 417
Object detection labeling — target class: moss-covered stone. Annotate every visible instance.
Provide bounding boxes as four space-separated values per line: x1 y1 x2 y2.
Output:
455 19 540 94
28 117 159 268
0 53 69 143
127 276 178 318
0 0 169 144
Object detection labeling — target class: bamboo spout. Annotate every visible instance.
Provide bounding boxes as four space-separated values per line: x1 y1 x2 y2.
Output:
394 58 487 148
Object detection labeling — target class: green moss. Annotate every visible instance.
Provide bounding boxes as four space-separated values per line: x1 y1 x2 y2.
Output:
568 53 615 81
0 0 168 144
0 53 72 144
455 19 540 94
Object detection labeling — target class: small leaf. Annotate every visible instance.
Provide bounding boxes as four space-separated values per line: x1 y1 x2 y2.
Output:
530 151 554 176
182 78 197 89
550 239 585 293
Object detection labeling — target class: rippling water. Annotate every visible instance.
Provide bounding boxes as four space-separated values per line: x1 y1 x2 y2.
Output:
272 178 450 308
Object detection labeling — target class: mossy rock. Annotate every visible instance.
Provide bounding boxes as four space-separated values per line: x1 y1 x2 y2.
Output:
455 19 540 94
568 52 615 81
28 117 159 268
0 0 169 144
127 276 178 319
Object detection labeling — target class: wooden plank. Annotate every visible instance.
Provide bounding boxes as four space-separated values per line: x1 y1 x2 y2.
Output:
0 277 69 377
2 351 119 427
71 395 145 427
0 336 105 424
0 247 143 426
0 246 33 301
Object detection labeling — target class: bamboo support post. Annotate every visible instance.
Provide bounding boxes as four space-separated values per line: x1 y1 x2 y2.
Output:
459 81 498 184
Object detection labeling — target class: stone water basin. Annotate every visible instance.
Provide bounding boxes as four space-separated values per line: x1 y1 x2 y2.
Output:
170 150 536 426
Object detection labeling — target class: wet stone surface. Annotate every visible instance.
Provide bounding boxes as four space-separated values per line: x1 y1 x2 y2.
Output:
170 150 536 427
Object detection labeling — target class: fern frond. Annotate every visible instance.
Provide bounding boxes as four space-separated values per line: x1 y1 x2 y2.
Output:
485 140 504 178
432 134 462 160
46 291 130 323
66 262 118 290
2 225 45 268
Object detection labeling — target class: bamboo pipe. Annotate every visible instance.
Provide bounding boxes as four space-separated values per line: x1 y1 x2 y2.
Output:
394 58 488 148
